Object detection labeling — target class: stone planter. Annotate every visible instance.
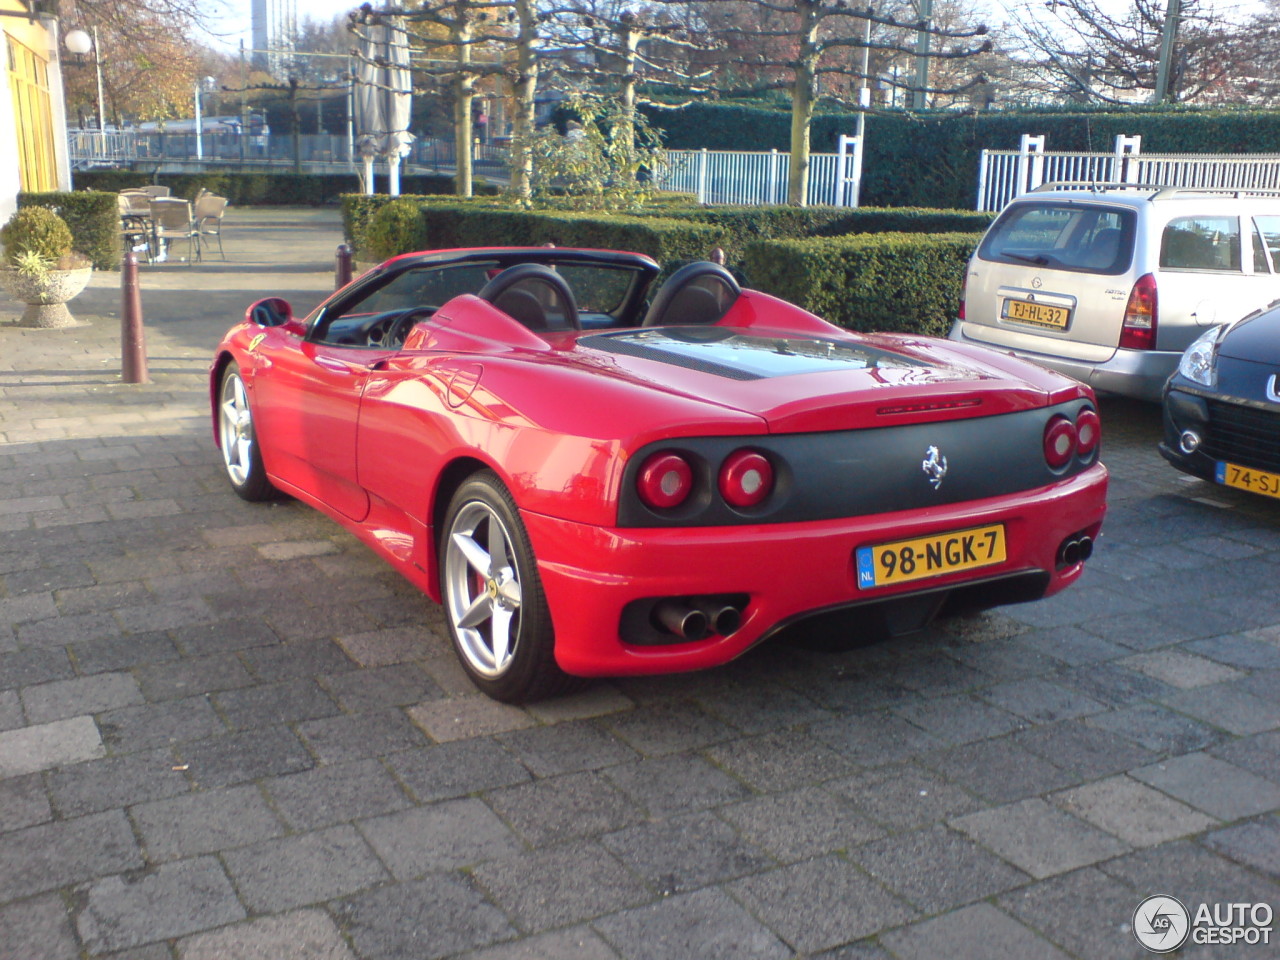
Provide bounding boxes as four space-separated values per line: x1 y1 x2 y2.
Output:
0 265 93 328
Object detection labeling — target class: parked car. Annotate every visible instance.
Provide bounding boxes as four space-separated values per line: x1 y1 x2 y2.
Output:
950 185 1280 401
211 247 1109 702
1160 304 1280 501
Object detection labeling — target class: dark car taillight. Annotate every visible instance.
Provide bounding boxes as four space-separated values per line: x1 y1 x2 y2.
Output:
636 452 693 509
1044 415 1077 469
1120 273 1158 350
1075 407 1101 457
719 450 773 508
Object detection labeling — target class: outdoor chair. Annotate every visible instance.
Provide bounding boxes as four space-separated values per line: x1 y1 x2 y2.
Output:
117 194 151 259
137 184 171 198
194 194 228 260
119 191 153 217
148 198 199 264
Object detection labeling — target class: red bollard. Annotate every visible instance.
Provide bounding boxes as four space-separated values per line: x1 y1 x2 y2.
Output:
121 251 149 385
335 243 354 290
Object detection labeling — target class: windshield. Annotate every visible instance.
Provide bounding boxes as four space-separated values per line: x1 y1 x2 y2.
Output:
979 201 1136 275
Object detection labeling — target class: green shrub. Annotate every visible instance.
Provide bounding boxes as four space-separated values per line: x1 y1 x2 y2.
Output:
1 206 74 265
18 191 120 269
743 232 980 336
366 198 431 260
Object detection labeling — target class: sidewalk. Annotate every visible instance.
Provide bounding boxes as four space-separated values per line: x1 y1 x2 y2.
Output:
1 208 1278 960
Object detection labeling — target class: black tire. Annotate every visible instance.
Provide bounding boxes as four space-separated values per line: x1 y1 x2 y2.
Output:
440 471 583 702
217 362 280 502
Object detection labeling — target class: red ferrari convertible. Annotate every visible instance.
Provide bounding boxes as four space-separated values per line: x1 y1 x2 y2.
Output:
212 247 1108 702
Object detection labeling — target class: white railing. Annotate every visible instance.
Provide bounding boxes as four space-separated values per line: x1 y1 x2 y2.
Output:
659 146 861 207
977 134 1280 211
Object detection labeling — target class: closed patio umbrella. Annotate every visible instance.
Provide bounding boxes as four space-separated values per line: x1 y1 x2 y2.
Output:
354 12 414 196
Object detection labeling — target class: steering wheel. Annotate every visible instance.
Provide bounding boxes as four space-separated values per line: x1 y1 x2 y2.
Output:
366 308 434 349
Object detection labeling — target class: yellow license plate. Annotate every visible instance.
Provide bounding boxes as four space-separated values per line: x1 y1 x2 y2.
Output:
856 523 1007 588
1216 461 1280 499
1004 298 1069 329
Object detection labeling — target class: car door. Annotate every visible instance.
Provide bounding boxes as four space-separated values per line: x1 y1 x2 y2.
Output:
1153 214 1259 352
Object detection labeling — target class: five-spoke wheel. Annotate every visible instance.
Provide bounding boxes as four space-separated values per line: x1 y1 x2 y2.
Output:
218 363 278 501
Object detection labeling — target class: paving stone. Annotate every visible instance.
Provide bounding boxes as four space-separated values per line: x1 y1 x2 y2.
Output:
979 677 1108 723
0 687 21 731
18 612 122 649
0 646 74 691
48 747 189 817
525 685 634 724
1100 840 1280 912
221 824 388 912
1051 661 1178 710
1012 720 1158 780
240 638 356 682
997 868 1142 960
603 753 751 817
594 887 790 960
335 626 434 667
323 662 442 713
74 856 245 954
0 893 79 960
602 810 773 895
827 763 983 830
0 810 142 901
455 927 619 960
0 592 58 624
1210 730 1280 784
921 738 1080 804
113 598 216 633
97 696 225 753
21 672 143 724
214 678 339 730
335 872 515 960
265 602 376 642
387 739 530 803
472 841 650 932
498 720 638 777
178 909 355 960
265 758 411 830
1159 684 1280 736
1187 633 1280 670
946 637 1058 681
1203 816 1280 879
719 785 884 862
1050 775 1217 848
851 824 1030 912
1122 650 1248 690
1084 703 1227 757
691 680 831 734
486 771 644 848
811 713 944 767
700 729 854 793
296 709 429 764
133 784 285 860
1019 625 1129 666
68 632 179 675
727 855 917 954
173 619 280 657
134 653 254 702
0 772 52 832
891 694 1025 745
879 903 1071 960
810 942 895 960
601 700 735 758
951 798 1129 879
0 714 105 778
408 696 534 742
176 725 313 789
1130 753 1280 820
359 797 523 878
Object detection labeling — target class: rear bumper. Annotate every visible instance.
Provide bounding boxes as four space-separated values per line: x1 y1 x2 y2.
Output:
949 321 1175 402
525 463 1109 677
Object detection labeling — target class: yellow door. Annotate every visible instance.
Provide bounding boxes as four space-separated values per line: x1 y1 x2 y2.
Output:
7 35 57 192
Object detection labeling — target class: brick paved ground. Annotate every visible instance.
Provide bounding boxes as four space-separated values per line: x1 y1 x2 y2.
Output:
0 207 1277 959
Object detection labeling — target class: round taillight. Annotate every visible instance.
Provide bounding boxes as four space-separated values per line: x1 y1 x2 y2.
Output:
1043 415 1077 469
719 450 774 508
637 452 693 510
1075 407 1101 456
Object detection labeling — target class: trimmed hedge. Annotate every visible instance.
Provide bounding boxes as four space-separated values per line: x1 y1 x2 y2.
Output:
17 191 120 269
647 205 992 248
743 232 980 337
72 171 497 207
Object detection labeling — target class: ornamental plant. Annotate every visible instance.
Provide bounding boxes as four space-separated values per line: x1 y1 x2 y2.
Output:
1 206 74 265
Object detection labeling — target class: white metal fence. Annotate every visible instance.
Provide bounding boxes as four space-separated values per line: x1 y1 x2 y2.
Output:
659 143 862 207
977 134 1280 211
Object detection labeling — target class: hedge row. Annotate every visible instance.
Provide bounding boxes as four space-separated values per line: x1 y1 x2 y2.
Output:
742 232 979 337
642 102 1280 208
645 205 993 243
72 171 495 207
16 191 120 270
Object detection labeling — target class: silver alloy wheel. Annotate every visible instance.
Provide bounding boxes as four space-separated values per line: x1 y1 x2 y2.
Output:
219 372 254 486
444 500 523 677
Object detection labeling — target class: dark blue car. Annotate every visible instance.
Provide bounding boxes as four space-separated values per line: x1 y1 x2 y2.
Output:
1160 307 1280 501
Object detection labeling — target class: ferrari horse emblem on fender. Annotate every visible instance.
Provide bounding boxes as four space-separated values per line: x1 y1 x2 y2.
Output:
211 247 1109 702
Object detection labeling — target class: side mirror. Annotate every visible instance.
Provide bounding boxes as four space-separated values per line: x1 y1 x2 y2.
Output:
247 297 293 328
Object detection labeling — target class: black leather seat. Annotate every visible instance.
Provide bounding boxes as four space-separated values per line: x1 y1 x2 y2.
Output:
477 264 580 331
642 261 740 327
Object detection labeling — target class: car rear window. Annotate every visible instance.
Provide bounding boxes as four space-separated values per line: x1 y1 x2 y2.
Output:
978 201 1136 275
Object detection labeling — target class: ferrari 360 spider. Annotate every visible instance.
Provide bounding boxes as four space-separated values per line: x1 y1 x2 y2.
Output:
212 247 1109 701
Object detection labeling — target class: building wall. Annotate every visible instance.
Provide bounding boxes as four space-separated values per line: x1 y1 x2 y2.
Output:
0 2 71 226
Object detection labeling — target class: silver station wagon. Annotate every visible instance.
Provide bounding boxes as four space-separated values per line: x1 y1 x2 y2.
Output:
950 185 1280 401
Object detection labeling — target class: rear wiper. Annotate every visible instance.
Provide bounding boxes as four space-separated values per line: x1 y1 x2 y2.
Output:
1002 252 1051 265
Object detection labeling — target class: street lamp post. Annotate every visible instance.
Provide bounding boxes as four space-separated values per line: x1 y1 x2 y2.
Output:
63 27 106 153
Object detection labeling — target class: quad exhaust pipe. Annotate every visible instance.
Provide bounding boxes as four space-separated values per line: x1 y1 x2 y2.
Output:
653 597 744 641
